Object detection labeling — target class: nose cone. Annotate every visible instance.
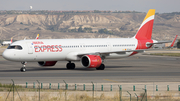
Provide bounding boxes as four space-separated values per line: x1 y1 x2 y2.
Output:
2 50 11 60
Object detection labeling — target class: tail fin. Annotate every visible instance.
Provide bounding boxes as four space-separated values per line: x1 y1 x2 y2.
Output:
36 34 39 39
170 35 178 47
11 37 13 44
134 9 155 40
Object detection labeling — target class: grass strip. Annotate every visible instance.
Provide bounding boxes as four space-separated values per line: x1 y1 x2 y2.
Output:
150 53 180 57
0 83 22 88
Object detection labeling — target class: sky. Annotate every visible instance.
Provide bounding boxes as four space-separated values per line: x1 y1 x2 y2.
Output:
0 0 180 13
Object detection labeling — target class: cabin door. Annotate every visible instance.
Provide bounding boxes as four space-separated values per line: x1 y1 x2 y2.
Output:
26 42 33 54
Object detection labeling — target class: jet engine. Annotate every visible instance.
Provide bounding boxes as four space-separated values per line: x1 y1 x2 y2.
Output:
81 55 102 68
38 61 57 66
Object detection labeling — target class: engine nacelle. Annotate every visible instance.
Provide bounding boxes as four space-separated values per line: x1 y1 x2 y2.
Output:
81 55 102 68
38 61 57 66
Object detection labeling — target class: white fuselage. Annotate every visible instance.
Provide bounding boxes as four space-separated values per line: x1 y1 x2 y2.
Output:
3 38 138 62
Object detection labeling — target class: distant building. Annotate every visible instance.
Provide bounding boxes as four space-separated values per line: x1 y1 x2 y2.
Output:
152 43 165 49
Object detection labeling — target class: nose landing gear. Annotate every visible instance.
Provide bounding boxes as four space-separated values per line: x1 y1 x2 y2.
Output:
20 62 27 72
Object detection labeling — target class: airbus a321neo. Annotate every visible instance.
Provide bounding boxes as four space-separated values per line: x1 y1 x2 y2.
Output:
2 9 176 72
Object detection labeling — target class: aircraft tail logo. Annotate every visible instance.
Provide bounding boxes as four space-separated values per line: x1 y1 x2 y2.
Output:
134 9 155 40
11 37 13 44
36 34 39 39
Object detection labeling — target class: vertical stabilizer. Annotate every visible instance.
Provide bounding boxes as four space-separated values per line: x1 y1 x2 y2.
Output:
134 9 155 40
170 35 178 47
11 37 13 44
36 34 39 39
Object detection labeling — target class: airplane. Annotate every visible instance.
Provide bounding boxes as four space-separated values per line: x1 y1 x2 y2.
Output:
2 9 176 72
1 38 13 46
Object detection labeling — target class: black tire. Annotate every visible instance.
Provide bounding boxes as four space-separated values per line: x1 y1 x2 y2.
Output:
66 63 71 69
96 67 100 70
100 64 105 70
20 67 26 72
70 63 75 69
20 68 23 71
66 63 75 69
96 64 105 70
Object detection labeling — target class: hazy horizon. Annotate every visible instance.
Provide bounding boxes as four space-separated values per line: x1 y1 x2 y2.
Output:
1 0 180 13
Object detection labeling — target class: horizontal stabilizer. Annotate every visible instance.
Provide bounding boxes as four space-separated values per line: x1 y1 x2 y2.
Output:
147 35 178 48
146 41 171 45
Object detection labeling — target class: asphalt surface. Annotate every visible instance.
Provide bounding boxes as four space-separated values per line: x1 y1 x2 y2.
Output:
0 54 180 84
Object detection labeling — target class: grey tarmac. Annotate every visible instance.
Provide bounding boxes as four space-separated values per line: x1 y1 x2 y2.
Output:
0 54 180 84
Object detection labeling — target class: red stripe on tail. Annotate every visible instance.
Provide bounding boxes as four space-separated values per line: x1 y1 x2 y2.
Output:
135 20 154 40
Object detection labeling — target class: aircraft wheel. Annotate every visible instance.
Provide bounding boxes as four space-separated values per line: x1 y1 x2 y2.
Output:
96 64 105 70
66 63 71 69
20 67 26 72
70 63 75 69
66 63 75 69
20 61 27 72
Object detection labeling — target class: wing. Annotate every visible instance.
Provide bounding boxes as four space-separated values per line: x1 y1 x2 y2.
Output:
77 49 145 56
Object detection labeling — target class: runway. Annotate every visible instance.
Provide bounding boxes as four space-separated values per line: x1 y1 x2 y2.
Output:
0 54 180 84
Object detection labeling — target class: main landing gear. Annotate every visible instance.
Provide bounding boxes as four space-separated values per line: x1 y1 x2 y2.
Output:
66 61 75 69
96 64 105 70
20 62 27 72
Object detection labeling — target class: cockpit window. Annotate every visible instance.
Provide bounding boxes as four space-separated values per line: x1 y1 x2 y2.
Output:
7 45 23 50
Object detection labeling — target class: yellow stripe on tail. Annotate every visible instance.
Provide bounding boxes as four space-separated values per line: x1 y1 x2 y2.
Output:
143 9 155 22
